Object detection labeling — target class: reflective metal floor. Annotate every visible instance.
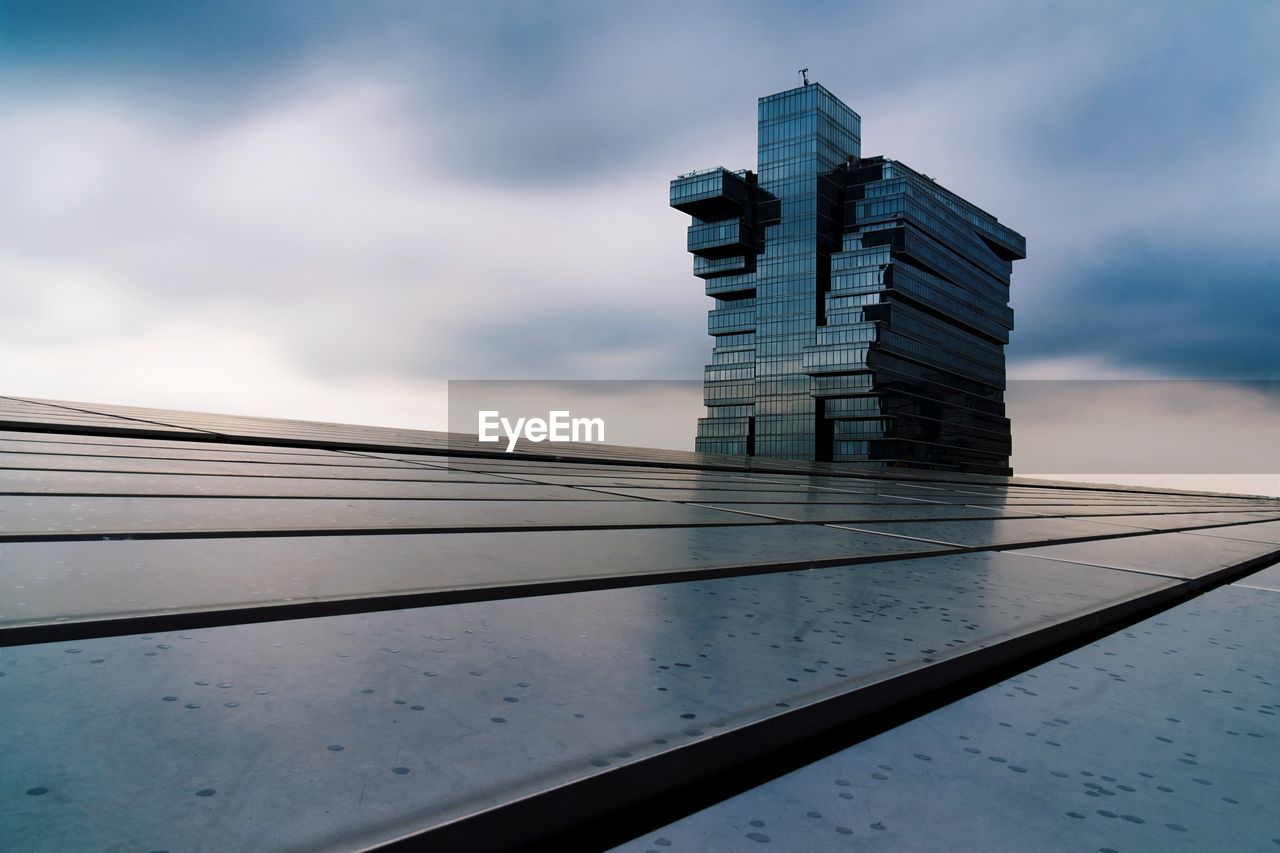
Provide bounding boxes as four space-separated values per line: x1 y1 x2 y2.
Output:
2 396 1277 850
615 575 1280 852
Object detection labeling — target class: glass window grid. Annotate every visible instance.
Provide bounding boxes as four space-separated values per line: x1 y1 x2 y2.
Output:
676 85 1020 471
856 193 1012 280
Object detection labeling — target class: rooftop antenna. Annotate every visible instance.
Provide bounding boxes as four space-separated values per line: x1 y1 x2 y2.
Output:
799 68 810 86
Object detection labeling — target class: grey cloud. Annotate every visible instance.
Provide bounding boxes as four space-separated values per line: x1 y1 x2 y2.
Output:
1008 239 1280 379
2 0 1278 427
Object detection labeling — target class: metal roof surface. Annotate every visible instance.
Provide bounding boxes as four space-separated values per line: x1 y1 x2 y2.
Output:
1 395 1277 850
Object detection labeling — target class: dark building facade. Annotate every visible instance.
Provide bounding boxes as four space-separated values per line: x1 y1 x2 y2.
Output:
671 83 1025 475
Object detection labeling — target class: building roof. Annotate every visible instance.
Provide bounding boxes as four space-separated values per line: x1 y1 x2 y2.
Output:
2 395 1278 850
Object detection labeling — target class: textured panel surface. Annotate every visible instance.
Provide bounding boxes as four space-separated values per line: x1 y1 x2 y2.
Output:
688 502 1043 521
0 525 951 632
615 583 1280 852
830 517 1156 547
1013 532 1280 579
0 495 766 537
2 396 1277 851
1188 521 1280 546
0 552 1175 851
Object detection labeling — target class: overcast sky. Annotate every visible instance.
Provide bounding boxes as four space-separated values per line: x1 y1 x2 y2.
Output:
2 1 1278 482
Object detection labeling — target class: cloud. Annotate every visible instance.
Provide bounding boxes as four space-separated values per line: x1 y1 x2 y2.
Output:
1008 239 1280 379
0 75 710 426
0 316 451 430
1 0 1278 439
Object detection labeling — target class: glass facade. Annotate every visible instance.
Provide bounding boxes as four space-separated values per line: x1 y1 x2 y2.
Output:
672 83 1026 475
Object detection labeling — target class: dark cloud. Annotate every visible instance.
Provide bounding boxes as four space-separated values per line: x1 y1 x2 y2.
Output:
1 0 1278 424
0 1 969 184
455 304 709 379
1009 239 1280 378
292 298 710 382
1015 3 1278 169
0 0 322 86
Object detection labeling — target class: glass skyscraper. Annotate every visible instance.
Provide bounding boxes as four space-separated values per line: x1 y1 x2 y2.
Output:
672 83 1025 475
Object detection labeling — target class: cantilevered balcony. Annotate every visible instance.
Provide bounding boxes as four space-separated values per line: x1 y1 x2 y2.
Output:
687 218 753 258
803 342 872 375
694 254 752 279
706 301 756 334
670 167 753 219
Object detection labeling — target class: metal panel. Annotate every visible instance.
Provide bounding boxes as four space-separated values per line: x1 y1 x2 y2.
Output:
434 472 844 491
0 470 596 497
615 583 1280 852
1233 563 1280 592
980 504 1274 517
0 452 451 479
689 502 1045 521
1012 531 1280 579
0 495 769 538
0 525 952 639
2 396 1278 850
827 517 1158 547
0 443 416 467
573 488 928 504
0 397 211 437
0 434 360 458
1187 520 1280 546
1089 513 1280 531
0 552 1175 851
